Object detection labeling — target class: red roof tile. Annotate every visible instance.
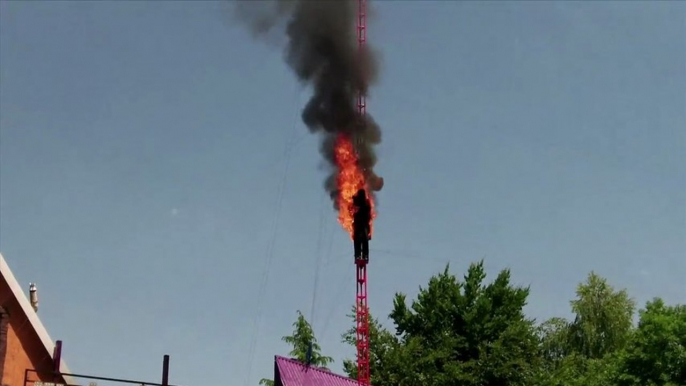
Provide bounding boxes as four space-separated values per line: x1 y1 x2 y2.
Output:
275 356 361 386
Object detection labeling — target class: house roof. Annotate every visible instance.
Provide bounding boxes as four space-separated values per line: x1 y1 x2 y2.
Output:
275 355 362 386
0 252 74 384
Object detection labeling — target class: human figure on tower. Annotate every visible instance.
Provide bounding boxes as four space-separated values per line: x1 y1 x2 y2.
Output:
352 189 371 261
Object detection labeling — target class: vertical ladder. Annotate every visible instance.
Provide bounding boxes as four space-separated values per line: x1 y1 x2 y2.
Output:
355 259 370 385
355 1 371 385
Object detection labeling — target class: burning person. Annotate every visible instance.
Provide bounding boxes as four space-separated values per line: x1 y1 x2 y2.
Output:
352 189 372 260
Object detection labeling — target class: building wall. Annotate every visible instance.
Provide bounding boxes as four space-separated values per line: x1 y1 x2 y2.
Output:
0 277 64 386
0 307 8 384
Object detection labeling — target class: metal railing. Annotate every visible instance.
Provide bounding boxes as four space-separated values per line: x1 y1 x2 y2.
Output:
24 354 177 386
25 369 181 386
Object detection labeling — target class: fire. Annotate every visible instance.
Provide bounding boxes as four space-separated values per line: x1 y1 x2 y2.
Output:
334 134 375 239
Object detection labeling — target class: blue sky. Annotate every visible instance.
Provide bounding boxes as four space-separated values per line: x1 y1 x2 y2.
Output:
1 1 684 385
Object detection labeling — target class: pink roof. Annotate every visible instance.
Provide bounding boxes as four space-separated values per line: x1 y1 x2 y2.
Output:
275 356 361 386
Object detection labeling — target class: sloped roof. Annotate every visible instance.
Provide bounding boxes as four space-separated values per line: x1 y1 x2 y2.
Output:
0 252 74 384
275 356 361 386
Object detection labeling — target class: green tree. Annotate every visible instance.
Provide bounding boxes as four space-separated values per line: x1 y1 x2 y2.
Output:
538 317 573 365
341 305 402 386
282 310 334 367
258 377 275 385
259 310 333 385
567 272 635 359
535 351 622 386
343 261 540 386
535 272 636 386
615 298 686 386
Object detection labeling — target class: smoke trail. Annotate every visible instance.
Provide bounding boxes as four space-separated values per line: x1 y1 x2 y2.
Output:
235 0 384 209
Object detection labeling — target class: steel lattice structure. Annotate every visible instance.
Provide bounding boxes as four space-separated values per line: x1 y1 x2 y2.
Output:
354 1 371 385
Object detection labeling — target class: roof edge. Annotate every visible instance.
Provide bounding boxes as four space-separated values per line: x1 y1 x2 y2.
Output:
0 252 73 383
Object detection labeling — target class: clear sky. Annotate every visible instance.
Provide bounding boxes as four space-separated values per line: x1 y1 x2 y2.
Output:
1 1 684 385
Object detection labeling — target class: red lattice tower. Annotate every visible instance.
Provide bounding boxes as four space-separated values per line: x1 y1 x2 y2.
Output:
355 259 370 386
355 1 371 386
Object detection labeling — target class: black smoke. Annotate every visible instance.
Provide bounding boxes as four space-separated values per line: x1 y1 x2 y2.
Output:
235 0 384 209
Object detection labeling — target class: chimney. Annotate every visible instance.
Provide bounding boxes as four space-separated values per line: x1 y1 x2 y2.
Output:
29 283 38 312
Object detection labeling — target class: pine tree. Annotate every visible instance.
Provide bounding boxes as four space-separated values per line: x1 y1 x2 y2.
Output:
259 310 333 385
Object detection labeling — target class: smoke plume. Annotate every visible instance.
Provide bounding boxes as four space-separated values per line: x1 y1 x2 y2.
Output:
235 0 384 209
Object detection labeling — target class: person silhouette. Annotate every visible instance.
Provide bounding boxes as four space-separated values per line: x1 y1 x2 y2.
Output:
352 189 371 260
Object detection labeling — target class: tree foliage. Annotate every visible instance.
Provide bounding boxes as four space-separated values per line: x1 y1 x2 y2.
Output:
259 310 332 386
535 272 637 385
567 272 635 359
281 310 334 367
341 306 402 386
264 261 683 386
615 298 686 386
342 261 541 386
533 274 683 386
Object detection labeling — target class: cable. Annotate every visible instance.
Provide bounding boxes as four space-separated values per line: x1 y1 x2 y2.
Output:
310 192 326 328
308 188 334 367
323 211 336 266
316 214 340 337
319 271 354 339
245 84 302 386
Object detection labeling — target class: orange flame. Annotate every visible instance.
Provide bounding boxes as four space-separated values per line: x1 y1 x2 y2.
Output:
334 134 375 239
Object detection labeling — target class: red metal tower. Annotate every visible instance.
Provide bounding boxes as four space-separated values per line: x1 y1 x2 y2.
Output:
355 1 371 386
355 259 370 385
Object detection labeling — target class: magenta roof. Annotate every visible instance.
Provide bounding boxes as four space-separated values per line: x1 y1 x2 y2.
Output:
275 356 361 386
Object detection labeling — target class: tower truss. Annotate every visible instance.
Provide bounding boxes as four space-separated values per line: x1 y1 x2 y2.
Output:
354 1 371 386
